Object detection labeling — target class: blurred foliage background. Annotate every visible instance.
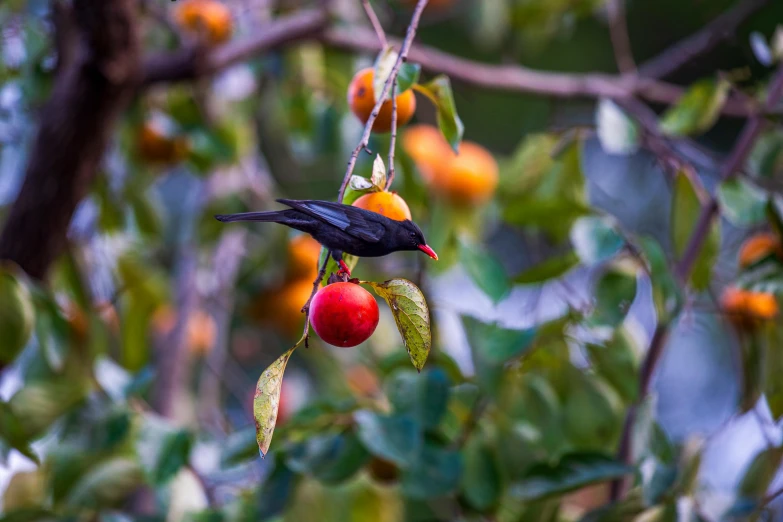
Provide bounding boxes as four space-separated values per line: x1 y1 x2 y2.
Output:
3 0 783 521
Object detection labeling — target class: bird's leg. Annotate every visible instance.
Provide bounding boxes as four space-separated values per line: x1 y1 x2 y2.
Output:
331 249 351 277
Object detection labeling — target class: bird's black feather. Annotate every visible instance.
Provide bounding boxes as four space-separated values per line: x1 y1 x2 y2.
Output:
276 199 385 243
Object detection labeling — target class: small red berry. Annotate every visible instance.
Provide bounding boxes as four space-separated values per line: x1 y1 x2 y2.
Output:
309 282 379 347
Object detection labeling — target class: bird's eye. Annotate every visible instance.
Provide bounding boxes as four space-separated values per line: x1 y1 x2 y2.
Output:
410 232 417 238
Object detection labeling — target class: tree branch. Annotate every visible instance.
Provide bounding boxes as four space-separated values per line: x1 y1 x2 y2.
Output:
638 0 771 79
611 62 783 501
0 0 140 280
321 26 753 117
141 8 329 86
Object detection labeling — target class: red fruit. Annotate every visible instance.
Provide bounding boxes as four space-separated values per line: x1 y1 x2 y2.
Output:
309 282 379 347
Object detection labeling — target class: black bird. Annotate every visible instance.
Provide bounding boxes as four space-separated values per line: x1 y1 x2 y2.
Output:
215 199 438 275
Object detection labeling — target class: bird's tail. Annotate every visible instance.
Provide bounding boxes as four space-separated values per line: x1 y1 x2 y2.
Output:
214 210 291 223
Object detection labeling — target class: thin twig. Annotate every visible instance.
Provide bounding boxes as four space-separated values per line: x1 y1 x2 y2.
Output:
606 0 635 74
638 0 771 79
336 0 430 203
361 0 387 48
386 80 398 190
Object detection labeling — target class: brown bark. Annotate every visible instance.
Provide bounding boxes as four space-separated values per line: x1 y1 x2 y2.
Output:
0 0 141 280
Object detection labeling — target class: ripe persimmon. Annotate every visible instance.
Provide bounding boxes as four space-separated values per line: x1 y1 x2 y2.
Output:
738 232 782 269
309 282 379 347
353 191 412 221
348 68 416 133
721 286 778 331
151 305 217 356
287 235 322 280
403 125 498 206
174 0 233 45
250 279 317 337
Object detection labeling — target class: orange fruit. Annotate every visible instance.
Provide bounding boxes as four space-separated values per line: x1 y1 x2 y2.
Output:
738 232 782 268
251 279 317 337
152 305 177 336
353 191 412 221
287 235 322 281
136 119 189 165
403 125 498 205
402 124 451 182
348 68 416 133
187 309 217 357
721 286 778 331
174 0 233 45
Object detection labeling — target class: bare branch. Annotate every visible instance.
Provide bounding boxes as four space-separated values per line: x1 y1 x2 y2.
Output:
361 0 387 48
387 80 398 190
639 0 771 79
142 8 328 86
337 0 430 203
606 0 635 74
322 26 754 117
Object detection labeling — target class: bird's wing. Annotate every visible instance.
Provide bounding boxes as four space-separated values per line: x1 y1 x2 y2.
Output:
277 199 385 243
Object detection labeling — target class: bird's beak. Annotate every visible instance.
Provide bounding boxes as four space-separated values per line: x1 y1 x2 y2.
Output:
418 244 439 260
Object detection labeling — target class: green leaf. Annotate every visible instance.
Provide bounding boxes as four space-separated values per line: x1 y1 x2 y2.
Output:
458 240 511 303
563 370 621 450
128 190 162 238
66 457 144 509
570 216 625 265
396 63 421 93
254 347 294 457
502 141 588 242
0 264 35 366
401 443 462 499
514 252 580 284
373 46 398 102
462 316 536 396
136 414 193 485
0 402 38 464
586 331 639 403
371 154 386 190
765 327 783 420
366 279 431 371
717 178 769 227
355 411 421 467
637 236 681 323
286 431 369 485
737 446 783 500
462 439 502 511
9 380 86 440
384 368 451 430
595 99 639 155
671 172 719 290
660 78 730 136
588 267 637 328
417 75 464 152
511 453 633 501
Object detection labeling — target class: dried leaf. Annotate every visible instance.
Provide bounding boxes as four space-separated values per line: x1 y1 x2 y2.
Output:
372 154 387 190
254 347 294 457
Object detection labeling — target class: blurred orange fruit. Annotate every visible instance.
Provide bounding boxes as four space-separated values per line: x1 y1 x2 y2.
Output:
403 125 498 206
63 300 119 339
136 121 189 166
174 0 233 45
721 286 778 331
250 279 316 337
348 68 416 133
353 191 412 221
738 232 782 269
151 305 217 356
287 235 322 281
